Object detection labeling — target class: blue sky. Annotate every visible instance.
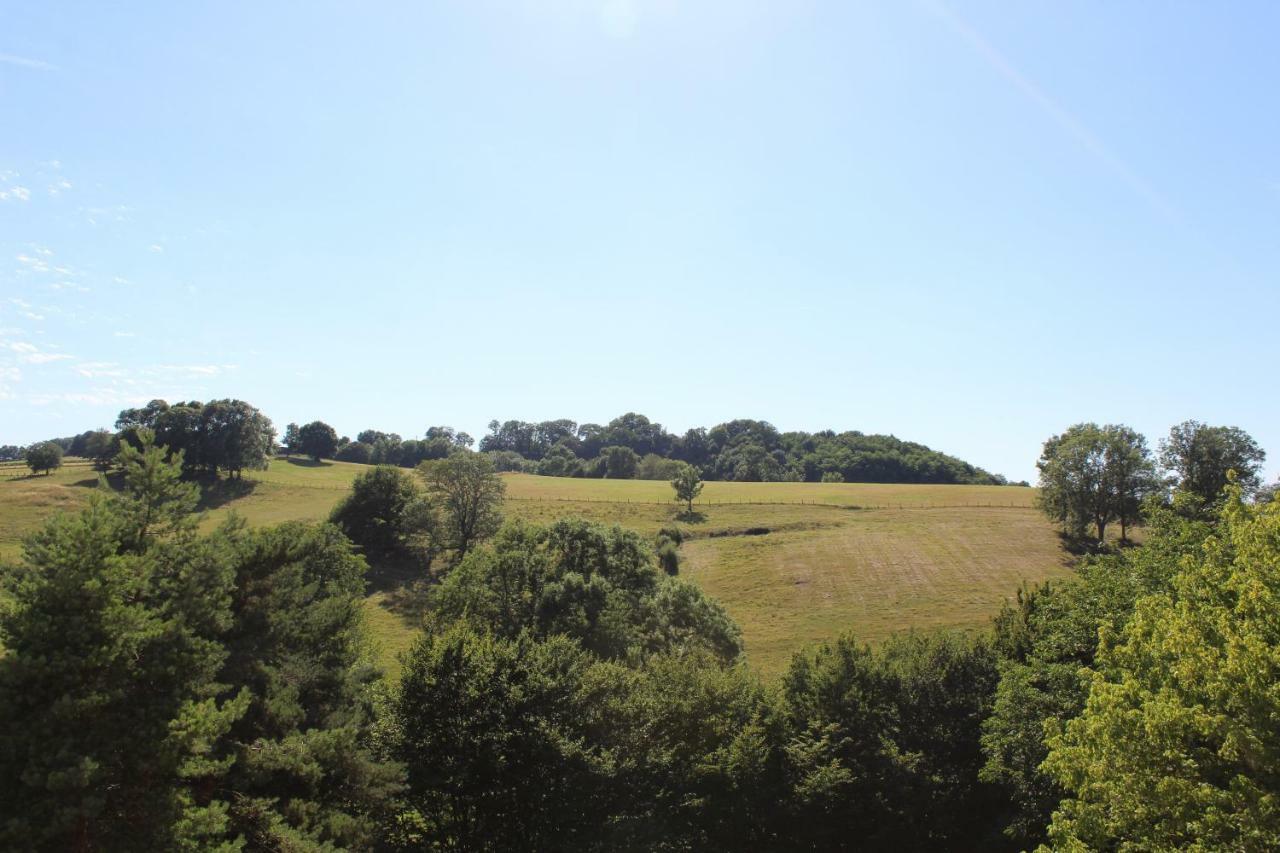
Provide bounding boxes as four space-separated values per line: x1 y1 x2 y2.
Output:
2 1 1277 483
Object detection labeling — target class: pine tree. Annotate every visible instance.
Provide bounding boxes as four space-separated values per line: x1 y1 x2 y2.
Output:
0 431 402 850
0 431 243 850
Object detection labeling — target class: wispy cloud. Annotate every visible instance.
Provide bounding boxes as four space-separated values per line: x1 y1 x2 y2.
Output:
15 253 50 272
7 341 73 364
0 53 56 71
0 186 31 202
24 352 71 364
149 243 164 253
152 364 233 377
74 361 125 379
0 366 19 400
29 389 150 407
924 0 1175 220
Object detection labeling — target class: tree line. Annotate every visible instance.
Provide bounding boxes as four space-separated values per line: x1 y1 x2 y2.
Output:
10 402 1016 486
286 412 1014 485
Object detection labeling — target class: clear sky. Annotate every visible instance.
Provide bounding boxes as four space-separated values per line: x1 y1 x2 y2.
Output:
2 1 1277 484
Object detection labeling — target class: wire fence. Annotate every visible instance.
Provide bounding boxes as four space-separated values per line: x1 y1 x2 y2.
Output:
504 496 1034 511
1 459 96 479
2 466 1034 511
204 473 1034 511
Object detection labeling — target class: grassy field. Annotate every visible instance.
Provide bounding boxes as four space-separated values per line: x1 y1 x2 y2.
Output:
0 459 1072 676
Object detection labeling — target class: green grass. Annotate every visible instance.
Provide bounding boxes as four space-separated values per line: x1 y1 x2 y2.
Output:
503 472 1037 509
0 459 1072 677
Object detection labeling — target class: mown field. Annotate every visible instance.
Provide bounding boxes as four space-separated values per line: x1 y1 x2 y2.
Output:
0 459 1072 676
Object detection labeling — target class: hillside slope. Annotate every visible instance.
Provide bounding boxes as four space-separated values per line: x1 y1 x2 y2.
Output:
1 459 1070 675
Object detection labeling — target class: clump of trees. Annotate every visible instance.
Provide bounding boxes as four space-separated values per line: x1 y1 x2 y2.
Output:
1036 420 1267 546
328 451 507 570
1040 485 1280 849
1036 422 1160 543
116 398 275 478
471 413 1010 484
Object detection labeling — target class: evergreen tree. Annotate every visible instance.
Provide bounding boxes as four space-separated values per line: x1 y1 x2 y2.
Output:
0 431 401 850
0 432 243 850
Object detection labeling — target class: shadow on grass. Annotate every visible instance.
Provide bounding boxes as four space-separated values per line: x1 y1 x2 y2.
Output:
283 456 331 468
1056 530 1137 558
71 470 123 490
197 477 259 511
6 471 51 482
364 552 435 621
674 510 707 524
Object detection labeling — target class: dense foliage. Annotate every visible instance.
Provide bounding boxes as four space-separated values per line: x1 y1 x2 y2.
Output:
116 398 275 478
23 440 62 475
1160 418 1267 502
431 518 742 664
472 413 1011 484
1042 485 1280 849
0 435 399 850
1036 422 1161 543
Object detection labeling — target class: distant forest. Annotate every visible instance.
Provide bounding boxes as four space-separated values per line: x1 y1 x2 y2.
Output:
341 413 1016 485
8 402 1015 486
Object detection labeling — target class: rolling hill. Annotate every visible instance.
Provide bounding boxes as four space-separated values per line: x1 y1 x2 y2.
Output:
0 457 1072 675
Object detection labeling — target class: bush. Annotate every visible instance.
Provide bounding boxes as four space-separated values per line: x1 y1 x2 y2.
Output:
656 540 680 576
485 450 534 473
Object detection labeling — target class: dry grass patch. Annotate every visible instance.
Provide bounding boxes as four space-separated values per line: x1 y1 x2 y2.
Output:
679 507 1072 676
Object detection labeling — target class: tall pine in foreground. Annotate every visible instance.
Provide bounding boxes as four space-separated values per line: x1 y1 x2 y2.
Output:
0 432 400 851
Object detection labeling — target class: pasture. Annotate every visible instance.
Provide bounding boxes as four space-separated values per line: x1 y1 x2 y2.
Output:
0 459 1071 675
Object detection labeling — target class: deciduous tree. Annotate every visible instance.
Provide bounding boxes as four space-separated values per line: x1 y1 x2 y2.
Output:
1159 419 1266 502
670 462 704 512
296 420 339 461
1036 423 1158 543
24 441 62 475
1042 485 1280 850
329 464 423 556
417 451 505 559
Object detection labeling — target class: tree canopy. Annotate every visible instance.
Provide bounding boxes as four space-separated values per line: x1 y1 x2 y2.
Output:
1036 422 1160 542
417 451 505 559
115 398 274 477
295 420 339 461
23 441 62 475
1159 419 1266 502
1042 484 1280 849
0 432 399 850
